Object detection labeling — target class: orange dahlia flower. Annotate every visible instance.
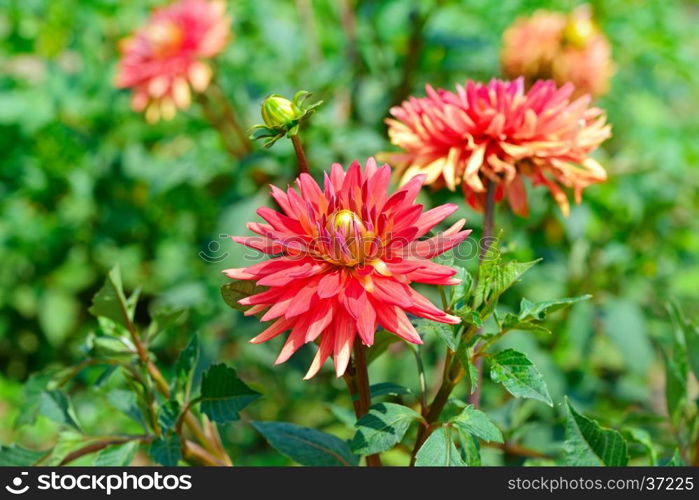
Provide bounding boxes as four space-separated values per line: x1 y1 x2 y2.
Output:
501 6 613 98
115 0 230 123
224 159 471 379
385 78 610 216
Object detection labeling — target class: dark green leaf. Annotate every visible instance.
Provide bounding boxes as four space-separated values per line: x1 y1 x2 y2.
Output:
94 441 139 466
489 349 552 406
517 295 592 322
220 280 265 314
150 435 181 466
563 398 629 466
174 333 200 395
199 364 260 423
451 405 503 443
0 444 47 466
415 319 456 351
415 426 466 466
369 382 412 399
252 421 357 466
88 266 131 329
351 402 422 455
158 400 181 434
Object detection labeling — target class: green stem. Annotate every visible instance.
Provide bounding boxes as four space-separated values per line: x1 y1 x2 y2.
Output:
469 180 496 408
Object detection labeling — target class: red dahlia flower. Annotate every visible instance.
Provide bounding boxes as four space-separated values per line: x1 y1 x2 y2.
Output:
385 78 610 216
115 0 230 123
501 6 614 98
224 159 471 379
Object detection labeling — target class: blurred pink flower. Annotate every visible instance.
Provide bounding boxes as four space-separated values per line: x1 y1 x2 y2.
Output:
115 0 230 122
501 6 614 98
385 78 611 216
224 159 471 379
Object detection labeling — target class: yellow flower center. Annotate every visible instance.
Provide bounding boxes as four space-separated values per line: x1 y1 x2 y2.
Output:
145 20 184 58
325 210 375 266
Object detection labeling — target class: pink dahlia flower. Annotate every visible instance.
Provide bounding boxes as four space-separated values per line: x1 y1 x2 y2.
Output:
115 0 230 122
501 7 614 98
385 78 611 216
224 158 471 379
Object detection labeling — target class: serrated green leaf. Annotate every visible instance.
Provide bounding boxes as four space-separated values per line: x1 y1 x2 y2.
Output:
351 402 422 455
451 405 503 443
220 281 265 314
150 435 181 466
252 421 357 466
415 426 466 466
0 444 47 466
199 364 260 423
518 295 591 322
489 349 552 406
415 319 456 350
473 243 539 311
369 382 412 399
563 398 629 466
158 400 180 434
88 266 131 329
94 441 139 466
16 381 82 431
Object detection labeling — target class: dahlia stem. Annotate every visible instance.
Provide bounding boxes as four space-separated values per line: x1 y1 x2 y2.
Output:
469 179 497 408
208 82 253 154
350 339 382 467
290 134 310 174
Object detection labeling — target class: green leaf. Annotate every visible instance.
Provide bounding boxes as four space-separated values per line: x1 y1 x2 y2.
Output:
624 427 657 466
415 319 456 351
666 449 685 466
158 400 181 434
107 389 147 430
0 444 47 466
450 266 473 307
500 312 552 334
94 441 139 466
220 280 265 314
415 426 466 466
489 349 552 406
174 333 200 395
457 432 481 466
473 243 539 311
16 375 81 431
252 421 357 466
369 382 412 399
663 348 687 425
517 295 592 322
669 302 699 381
563 398 629 466
453 307 482 328
199 364 261 423
351 402 422 455
88 266 131 329
150 435 181 466
451 405 503 443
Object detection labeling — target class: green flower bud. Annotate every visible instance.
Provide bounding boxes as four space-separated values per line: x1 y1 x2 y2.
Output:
261 94 302 130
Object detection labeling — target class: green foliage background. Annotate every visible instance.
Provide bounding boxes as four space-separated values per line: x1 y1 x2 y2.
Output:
1 0 698 465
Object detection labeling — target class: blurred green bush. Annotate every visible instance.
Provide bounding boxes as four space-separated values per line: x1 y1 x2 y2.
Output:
1 0 698 465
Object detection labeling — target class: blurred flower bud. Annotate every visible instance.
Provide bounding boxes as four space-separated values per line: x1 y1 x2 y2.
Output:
250 90 322 148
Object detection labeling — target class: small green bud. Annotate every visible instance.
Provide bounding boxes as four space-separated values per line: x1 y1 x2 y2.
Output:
261 94 302 129
250 90 323 148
